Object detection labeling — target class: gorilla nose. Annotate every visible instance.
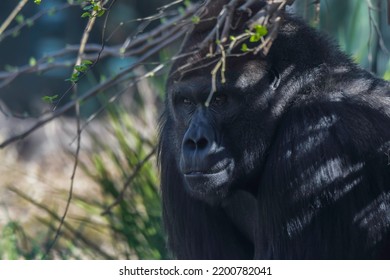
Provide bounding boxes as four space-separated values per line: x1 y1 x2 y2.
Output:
181 129 215 174
184 136 210 152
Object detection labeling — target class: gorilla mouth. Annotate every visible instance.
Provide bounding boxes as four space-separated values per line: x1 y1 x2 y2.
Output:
185 169 226 177
182 160 235 201
183 159 233 177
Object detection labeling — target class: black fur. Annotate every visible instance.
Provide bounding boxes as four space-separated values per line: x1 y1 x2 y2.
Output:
158 1 390 259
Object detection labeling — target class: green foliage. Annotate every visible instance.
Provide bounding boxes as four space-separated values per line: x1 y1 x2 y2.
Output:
191 15 200 24
236 25 268 53
0 222 19 259
29 57 37 67
66 60 93 83
15 14 24 24
80 105 167 259
34 0 42 5
249 25 268 42
241 43 249 52
41 94 59 104
81 0 106 19
184 0 191 8
0 221 44 260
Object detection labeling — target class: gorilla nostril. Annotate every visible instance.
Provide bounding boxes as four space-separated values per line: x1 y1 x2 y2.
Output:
184 137 209 151
197 138 208 150
185 139 197 150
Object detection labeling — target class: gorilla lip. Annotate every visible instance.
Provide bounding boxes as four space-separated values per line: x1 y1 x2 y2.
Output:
183 159 233 176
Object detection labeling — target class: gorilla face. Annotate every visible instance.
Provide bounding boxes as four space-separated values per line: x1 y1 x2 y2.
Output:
167 59 276 204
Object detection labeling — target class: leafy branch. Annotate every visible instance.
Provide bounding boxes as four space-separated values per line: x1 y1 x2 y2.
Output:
182 0 295 106
0 3 193 148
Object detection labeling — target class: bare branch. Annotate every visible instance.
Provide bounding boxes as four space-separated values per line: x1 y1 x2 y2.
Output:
0 0 294 150
0 26 186 149
43 2 101 258
0 0 29 35
0 3 73 43
0 4 196 89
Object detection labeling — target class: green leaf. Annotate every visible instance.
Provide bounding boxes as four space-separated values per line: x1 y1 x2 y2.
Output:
191 15 200 24
250 34 261 42
178 7 185 15
41 95 59 104
83 5 93 10
254 24 268 37
34 0 42 5
81 12 91 18
15 15 24 24
81 60 93 65
241 43 249 52
97 9 106 17
66 72 80 83
29 57 37 67
74 65 87 72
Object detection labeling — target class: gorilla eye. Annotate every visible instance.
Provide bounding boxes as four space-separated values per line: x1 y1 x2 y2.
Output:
212 94 227 106
182 97 192 106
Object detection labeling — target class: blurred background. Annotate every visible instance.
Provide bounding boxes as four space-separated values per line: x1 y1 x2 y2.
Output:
0 0 389 259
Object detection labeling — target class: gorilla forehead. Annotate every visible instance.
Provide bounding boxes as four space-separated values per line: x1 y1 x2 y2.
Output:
168 58 268 95
234 61 268 90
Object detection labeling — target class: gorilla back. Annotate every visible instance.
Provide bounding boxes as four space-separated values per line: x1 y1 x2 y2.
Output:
158 1 390 259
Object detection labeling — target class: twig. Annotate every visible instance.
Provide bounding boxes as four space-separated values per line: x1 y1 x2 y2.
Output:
220 0 241 43
69 63 166 145
205 44 226 107
0 27 186 149
0 3 73 43
43 3 100 258
0 5 195 89
0 0 29 35
0 0 293 150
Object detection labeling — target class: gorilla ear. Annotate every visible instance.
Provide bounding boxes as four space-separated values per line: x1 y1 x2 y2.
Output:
270 68 281 90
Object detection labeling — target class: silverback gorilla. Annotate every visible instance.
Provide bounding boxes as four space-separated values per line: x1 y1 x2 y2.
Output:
158 0 390 259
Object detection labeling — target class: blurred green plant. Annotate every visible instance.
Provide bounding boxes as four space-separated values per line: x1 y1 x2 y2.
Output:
80 104 167 260
3 101 166 260
0 220 45 259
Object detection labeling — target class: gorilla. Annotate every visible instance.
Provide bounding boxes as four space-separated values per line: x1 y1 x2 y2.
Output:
158 0 390 259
